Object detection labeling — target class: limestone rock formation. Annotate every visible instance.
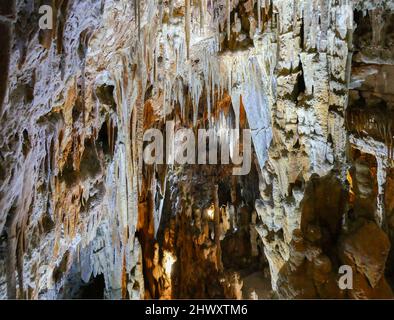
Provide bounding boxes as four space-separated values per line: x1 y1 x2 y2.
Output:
0 0 394 299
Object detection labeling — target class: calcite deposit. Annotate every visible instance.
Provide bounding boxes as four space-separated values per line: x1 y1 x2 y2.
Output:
0 0 394 299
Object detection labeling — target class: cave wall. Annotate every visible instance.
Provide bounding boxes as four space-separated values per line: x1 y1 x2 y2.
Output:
256 0 394 299
0 0 394 299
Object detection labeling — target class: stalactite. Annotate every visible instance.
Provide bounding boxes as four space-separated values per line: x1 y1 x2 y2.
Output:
138 0 141 40
133 0 144 40
227 0 231 41
185 0 191 59
199 0 204 32
5 225 16 299
258 0 262 32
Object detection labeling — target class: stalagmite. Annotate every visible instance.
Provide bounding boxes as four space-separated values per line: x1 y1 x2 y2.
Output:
213 185 223 272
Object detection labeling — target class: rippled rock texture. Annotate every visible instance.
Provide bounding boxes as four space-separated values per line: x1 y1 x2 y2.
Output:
0 0 394 299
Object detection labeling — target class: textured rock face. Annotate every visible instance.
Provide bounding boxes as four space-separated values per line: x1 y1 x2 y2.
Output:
0 0 394 299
